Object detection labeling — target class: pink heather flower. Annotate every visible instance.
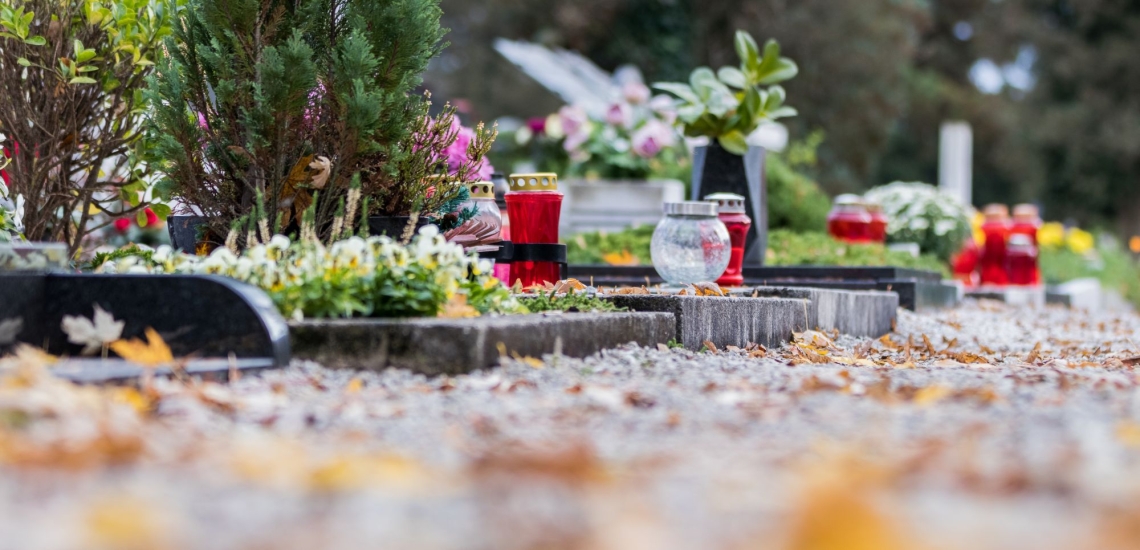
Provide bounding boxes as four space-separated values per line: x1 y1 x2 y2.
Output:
441 118 494 180
622 81 651 105
605 103 631 128
558 105 588 137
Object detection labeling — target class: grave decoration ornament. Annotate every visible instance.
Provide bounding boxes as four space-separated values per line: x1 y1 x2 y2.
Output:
650 201 731 286
443 182 503 248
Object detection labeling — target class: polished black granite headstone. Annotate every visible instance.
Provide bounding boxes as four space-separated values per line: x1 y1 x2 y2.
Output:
691 142 768 265
0 273 290 367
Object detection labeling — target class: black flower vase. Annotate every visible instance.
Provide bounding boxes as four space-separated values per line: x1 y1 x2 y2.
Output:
167 215 209 252
691 141 768 266
367 216 437 240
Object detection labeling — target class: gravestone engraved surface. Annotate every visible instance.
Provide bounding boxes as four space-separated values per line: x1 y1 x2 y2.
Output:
0 273 290 368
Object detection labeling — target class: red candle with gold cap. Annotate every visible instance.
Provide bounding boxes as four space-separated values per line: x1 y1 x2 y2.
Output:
505 173 563 288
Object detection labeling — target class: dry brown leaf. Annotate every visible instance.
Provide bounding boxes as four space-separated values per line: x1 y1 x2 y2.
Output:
879 334 901 351
439 295 479 319
913 385 951 406
692 282 726 296
703 340 719 354
609 287 650 295
1027 342 1042 363
109 328 173 368
308 155 331 189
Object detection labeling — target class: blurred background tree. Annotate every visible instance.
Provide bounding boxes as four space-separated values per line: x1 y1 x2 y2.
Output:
428 0 1140 237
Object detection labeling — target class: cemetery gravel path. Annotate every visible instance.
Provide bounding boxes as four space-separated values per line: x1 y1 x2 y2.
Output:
3 301 1140 549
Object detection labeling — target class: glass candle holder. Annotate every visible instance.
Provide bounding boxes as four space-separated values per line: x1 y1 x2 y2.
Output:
979 204 1010 286
866 201 889 243
827 194 873 243
705 193 751 287
1006 233 1038 286
505 173 562 287
1010 203 1042 285
443 182 503 247
651 202 731 285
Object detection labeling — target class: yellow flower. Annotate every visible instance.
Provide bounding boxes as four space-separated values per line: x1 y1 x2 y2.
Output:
1066 228 1095 255
1037 222 1066 249
971 212 986 246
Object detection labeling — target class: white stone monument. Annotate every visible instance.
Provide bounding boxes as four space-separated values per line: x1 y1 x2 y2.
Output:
939 121 973 206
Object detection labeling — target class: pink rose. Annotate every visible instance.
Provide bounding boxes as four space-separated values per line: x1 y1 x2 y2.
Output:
631 120 677 159
622 82 651 105
558 105 588 137
605 103 631 128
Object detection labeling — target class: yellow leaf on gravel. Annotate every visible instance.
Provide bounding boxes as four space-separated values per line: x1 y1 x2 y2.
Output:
439 295 479 319
913 385 951 406
345 377 364 394
1117 422 1140 448
786 482 908 550
84 495 173 550
109 328 173 367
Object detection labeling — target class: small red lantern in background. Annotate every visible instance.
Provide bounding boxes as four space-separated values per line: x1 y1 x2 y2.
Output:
979 204 1011 286
1006 233 1039 285
504 173 563 288
866 201 888 243
705 193 751 287
1010 204 1042 285
827 194 873 243
951 236 981 287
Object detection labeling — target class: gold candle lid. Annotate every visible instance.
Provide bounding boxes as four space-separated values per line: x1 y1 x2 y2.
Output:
468 181 495 199
508 173 559 192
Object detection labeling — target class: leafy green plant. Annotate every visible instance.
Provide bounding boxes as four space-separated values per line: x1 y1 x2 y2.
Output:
0 0 178 255
654 31 798 154
767 134 831 233
565 224 655 265
519 290 626 313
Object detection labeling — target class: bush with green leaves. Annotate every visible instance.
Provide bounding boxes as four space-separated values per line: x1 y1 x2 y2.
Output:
147 0 486 247
767 134 831 233
654 31 798 154
0 0 178 256
864 181 970 262
765 229 949 276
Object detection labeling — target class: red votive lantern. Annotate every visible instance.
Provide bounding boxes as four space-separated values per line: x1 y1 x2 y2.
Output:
827 194 873 243
979 204 1011 286
505 172 562 288
705 193 751 287
866 201 889 243
951 237 981 287
1010 204 1042 285
1006 233 1038 285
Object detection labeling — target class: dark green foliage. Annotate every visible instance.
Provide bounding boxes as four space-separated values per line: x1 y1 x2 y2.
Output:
565 224 655 265
148 0 448 243
766 154 830 234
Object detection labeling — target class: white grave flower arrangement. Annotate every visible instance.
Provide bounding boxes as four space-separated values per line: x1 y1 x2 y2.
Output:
864 181 971 262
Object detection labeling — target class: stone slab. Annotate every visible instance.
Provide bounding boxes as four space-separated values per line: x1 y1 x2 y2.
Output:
967 286 1046 307
743 287 898 338
290 312 675 376
604 295 809 350
1046 278 1102 311
51 358 278 385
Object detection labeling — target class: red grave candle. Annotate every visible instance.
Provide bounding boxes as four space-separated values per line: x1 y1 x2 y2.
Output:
1006 233 1038 285
979 204 1011 286
1010 204 1042 285
951 237 981 287
505 173 563 288
866 202 889 243
827 194 873 243
705 193 751 287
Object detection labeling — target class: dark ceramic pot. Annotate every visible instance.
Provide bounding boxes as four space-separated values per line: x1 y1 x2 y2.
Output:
167 215 209 252
691 142 768 266
367 216 437 240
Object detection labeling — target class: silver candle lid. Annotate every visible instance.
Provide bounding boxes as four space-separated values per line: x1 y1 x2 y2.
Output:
663 201 719 216
704 193 746 214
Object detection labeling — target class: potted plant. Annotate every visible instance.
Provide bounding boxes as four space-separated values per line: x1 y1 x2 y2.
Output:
147 0 494 251
655 31 799 265
0 0 176 258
